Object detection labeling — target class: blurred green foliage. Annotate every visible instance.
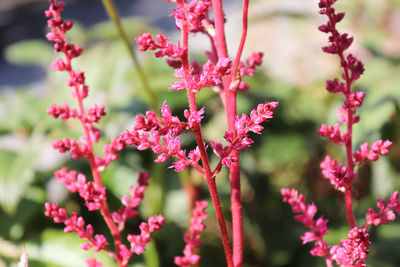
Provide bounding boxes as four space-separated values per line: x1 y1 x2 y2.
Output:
0 1 400 266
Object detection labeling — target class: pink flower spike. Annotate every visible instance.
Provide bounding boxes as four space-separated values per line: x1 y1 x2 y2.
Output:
365 191 400 227
127 215 164 255
281 188 330 259
175 201 208 267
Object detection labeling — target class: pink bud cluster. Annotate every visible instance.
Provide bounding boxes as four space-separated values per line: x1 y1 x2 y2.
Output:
47 103 79 120
170 58 231 93
211 101 278 168
319 155 349 191
119 101 203 173
172 0 212 33
365 191 400 227
45 203 110 253
330 226 370 267
86 258 103 267
127 215 165 255
175 201 208 267
281 189 330 259
136 33 185 59
353 140 392 165
235 52 264 91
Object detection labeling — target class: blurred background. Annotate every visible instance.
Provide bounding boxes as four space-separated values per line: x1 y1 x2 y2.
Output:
0 0 400 266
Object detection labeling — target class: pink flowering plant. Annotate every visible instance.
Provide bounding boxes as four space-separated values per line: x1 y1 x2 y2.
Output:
43 0 278 266
281 0 400 266
32 0 400 266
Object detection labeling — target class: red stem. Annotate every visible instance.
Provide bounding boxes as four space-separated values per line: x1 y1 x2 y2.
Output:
211 0 228 58
231 0 249 78
339 51 356 228
177 1 233 266
345 188 355 228
211 0 246 265
211 0 247 265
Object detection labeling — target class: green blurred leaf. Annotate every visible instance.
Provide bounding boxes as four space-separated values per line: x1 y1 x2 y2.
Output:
4 40 52 65
0 149 36 214
86 17 151 41
143 240 159 267
258 133 309 170
34 229 115 267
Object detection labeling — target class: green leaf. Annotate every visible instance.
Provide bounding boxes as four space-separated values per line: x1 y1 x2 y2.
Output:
257 133 309 171
0 149 36 214
4 40 52 65
35 229 115 267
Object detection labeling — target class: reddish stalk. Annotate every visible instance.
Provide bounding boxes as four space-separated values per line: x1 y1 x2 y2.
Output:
231 0 249 78
211 0 249 265
177 1 233 265
339 51 356 228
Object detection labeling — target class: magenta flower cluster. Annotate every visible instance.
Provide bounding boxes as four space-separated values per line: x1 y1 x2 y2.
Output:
119 100 277 175
281 0 400 266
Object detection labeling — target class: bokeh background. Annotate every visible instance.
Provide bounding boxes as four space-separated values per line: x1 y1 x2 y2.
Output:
1 0 400 266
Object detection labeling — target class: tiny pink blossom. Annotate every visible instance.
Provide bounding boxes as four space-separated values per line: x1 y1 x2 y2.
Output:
365 191 400 227
320 155 349 190
136 33 185 59
318 123 346 145
127 215 164 255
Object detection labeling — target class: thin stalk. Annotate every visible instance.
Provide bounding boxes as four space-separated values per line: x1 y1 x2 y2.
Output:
338 51 356 228
101 0 158 110
176 1 233 265
345 188 355 228
212 0 245 265
231 0 249 78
